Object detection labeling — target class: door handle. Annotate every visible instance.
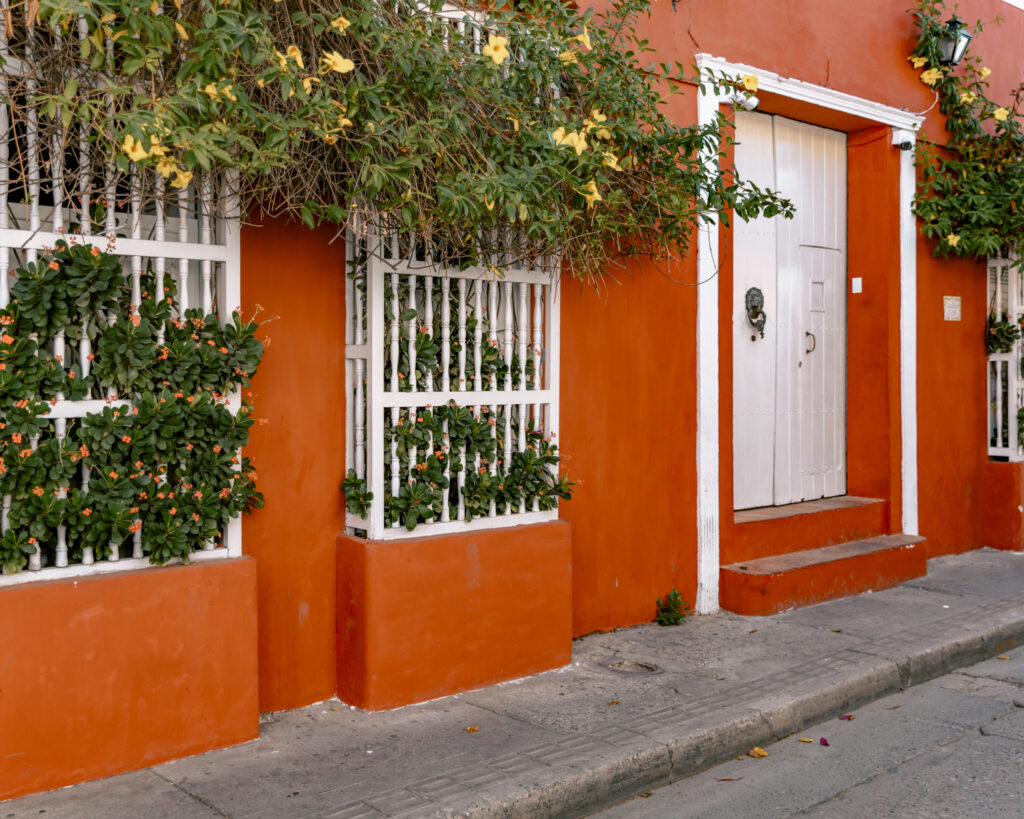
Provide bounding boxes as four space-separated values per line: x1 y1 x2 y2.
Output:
805 331 816 353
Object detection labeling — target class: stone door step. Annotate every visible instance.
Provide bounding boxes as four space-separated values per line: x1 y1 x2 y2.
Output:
720 534 927 616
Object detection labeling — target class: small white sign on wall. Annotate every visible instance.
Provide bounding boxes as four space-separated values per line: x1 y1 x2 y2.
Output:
944 296 962 321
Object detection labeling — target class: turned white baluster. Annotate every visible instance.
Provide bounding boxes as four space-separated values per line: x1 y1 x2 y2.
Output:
0 2 9 308
517 283 529 512
487 279 498 391
199 177 213 314
424 275 434 391
457 279 467 390
25 19 39 266
354 265 366 480
178 188 190 314
27 436 41 570
441 278 451 392
129 172 142 310
54 419 68 568
406 273 417 392
80 461 92 565
154 175 166 342
440 278 452 522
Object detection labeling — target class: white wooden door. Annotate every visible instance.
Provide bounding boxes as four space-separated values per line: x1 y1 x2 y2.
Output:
733 112 847 510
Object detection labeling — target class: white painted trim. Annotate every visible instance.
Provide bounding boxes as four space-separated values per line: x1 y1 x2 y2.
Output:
380 388 554 408
347 508 557 539
696 54 925 133
0 548 232 587
1000 0 1024 11
371 262 552 286
894 130 920 536
0 228 231 262
221 172 245 559
695 87 722 615
695 58 924 611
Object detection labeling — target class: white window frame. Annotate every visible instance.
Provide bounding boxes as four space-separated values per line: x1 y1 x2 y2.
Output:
987 254 1023 461
344 218 562 541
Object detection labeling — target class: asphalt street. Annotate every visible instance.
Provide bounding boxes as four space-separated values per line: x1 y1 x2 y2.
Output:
594 645 1024 818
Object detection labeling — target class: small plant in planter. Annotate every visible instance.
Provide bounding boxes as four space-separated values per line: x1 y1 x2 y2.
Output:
986 310 1021 354
654 588 691 626
0 529 36 575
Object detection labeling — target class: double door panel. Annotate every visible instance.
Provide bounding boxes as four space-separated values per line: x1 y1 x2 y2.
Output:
732 112 847 510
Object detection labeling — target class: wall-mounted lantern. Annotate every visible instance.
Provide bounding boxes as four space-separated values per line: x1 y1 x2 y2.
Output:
937 17 973 67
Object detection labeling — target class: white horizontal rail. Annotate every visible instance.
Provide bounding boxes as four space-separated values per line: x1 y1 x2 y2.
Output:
40 395 240 419
42 399 132 418
346 509 557 540
380 389 553 407
373 260 554 286
0 229 231 263
0 547 232 587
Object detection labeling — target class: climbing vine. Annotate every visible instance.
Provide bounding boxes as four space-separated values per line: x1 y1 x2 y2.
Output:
0 241 264 573
22 0 792 283
910 0 1023 262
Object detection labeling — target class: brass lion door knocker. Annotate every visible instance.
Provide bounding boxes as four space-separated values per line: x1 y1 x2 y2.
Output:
745 287 766 341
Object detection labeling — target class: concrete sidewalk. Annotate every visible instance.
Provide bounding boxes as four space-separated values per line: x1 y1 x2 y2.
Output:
5 549 1024 819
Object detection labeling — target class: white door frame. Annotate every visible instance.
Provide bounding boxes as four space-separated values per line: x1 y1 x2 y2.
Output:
693 54 923 614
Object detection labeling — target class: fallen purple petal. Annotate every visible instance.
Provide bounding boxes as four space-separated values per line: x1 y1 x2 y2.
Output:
820 737 830 746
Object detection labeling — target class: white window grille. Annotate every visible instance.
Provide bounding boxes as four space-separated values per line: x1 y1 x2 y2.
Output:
344 215 562 540
0 12 242 584
987 255 1023 460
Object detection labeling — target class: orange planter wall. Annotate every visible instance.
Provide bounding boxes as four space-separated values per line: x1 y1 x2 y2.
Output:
336 521 572 710
982 461 1024 552
0 559 258 802
241 220 347 712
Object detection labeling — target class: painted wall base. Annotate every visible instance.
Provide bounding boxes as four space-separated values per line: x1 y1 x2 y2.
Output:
983 461 1024 552
336 521 573 710
0 558 259 802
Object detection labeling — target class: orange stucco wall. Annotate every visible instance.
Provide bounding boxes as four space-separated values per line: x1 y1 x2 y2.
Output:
634 0 1021 571
234 0 1024 709
0 559 258 801
241 221 347 712
336 521 573 710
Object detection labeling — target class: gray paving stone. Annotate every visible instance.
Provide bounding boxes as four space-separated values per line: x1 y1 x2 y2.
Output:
0 771 218 819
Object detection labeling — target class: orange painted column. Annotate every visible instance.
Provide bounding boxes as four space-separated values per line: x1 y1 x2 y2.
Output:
559 259 699 636
916 246 988 557
0 559 258 801
241 220 347 712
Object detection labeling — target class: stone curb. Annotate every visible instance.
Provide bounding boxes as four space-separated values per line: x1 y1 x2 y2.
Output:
440 605 1024 818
